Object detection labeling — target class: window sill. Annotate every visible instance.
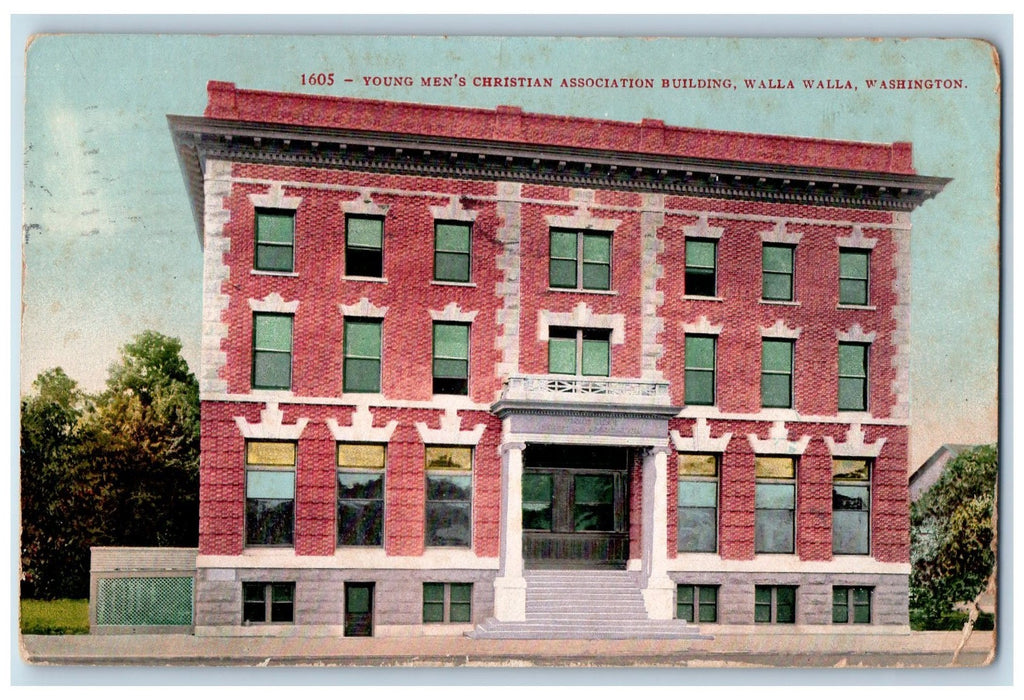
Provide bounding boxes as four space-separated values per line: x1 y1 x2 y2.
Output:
547 287 618 296
249 389 295 399
431 280 477 288
759 299 801 306
342 391 385 399
251 269 299 277
682 294 724 302
837 304 877 311
343 275 389 284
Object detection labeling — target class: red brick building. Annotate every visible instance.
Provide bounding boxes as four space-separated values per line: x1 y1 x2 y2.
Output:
169 81 947 637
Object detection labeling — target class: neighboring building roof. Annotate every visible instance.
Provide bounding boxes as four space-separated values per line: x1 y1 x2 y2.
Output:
909 444 980 501
169 81 950 240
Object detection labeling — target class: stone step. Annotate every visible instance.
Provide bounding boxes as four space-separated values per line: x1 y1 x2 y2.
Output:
468 618 710 640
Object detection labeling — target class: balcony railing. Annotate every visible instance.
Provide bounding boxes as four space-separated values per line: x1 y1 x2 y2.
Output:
498 374 673 409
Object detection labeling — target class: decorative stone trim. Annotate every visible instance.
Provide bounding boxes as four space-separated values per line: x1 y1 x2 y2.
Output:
430 196 479 222
538 303 626 345
747 421 811 455
415 407 486 446
682 315 723 335
640 193 666 379
760 319 801 339
494 182 522 380
836 225 878 249
759 220 803 245
670 417 732 453
339 190 389 217
234 401 309 441
247 183 302 210
429 301 478 324
544 200 621 232
824 423 887 458
325 404 398 443
837 323 876 344
248 292 299 314
890 225 912 420
200 159 232 395
339 297 388 318
683 214 724 240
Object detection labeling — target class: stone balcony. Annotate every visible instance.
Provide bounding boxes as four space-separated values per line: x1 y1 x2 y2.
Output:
492 374 677 415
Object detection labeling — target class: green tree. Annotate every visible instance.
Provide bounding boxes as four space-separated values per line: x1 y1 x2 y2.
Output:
910 444 998 630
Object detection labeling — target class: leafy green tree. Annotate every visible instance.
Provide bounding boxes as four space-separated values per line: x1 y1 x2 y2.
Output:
20 332 200 599
910 444 998 630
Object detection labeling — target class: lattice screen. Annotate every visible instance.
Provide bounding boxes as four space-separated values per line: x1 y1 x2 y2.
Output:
96 576 193 626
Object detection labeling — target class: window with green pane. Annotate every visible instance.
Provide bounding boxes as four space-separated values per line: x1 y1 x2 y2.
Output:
833 459 870 555
549 228 611 291
254 208 295 272
573 473 614 532
832 586 871 624
839 249 870 306
677 454 718 553
755 585 796 624
685 239 717 297
762 244 795 301
755 457 796 554
433 322 469 395
522 472 553 531
676 585 718 623
838 342 869 411
245 441 296 546
343 319 382 393
423 582 472 623
252 313 293 390
243 582 295 623
337 444 386 547
684 335 716 406
345 215 384 278
425 447 472 547
548 327 610 376
434 221 471 283
761 339 794 408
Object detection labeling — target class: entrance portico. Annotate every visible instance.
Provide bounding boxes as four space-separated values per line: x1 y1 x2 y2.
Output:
491 374 680 622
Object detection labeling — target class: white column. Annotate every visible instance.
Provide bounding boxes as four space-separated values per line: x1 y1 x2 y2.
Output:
641 445 675 619
493 441 527 621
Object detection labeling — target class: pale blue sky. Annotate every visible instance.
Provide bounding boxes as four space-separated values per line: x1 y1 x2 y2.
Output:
18 32 1001 470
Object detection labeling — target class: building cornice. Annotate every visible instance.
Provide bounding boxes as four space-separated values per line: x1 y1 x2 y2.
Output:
169 114 950 239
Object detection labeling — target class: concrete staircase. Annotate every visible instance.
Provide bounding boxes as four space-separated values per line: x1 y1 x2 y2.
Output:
469 570 710 640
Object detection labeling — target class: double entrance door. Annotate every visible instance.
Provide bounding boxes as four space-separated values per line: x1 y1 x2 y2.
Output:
521 445 630 569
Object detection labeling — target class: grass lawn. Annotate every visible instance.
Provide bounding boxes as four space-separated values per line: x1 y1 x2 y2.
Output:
20 598 89 635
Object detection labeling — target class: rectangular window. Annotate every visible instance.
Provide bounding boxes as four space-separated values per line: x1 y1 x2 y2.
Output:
761 339 794 408
684 335 716 406
345 215 384 278
833 458 871 555
522 472 553 531
425 447 473 547
755 456 796 554
676 584 718 623
549 229 611 291
337 444 386 547
422 582 473 623
832 586 872 624
252 313 293 390
838 343 869 411
755 585 796 624
762 244 795 301
685 239 717 297
548 327 610 376
343 319 382 393
433 322 469 395
242 582 295 623
839 249 870 306
245 441 296 546
677 454 718 553
254 209 295 272
434 222 471 283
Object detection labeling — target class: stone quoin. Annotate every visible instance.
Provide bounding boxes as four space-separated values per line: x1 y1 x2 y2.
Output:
161 81 947 638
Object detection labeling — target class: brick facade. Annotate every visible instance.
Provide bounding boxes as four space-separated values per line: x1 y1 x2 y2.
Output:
171 82 945 636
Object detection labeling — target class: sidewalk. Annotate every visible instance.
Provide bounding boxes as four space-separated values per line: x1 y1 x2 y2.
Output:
19 629 997 668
